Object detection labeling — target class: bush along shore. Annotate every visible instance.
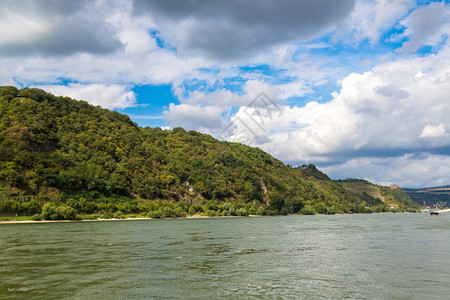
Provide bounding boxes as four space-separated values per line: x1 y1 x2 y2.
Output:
0 194 413 223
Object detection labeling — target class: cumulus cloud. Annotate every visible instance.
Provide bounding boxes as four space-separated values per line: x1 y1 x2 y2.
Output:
217 44 450 186
347 0 415 44
0 40 205 89
0 0 123 56
399 1 450 52
162 103 225 133
374 85 409 99
38 83 137 110
323 153 450 188
420 124 447 139
0 0 206 87
164 79 310 134
132 0 355 60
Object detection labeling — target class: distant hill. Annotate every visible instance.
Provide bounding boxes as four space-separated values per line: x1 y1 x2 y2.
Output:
403 186 450 206
335 179 421 211
0 86 420 219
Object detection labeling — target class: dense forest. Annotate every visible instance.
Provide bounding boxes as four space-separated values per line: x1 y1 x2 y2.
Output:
0 86 420 220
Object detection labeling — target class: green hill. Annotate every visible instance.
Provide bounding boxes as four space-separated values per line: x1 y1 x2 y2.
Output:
0 86 420 220
404 186 450 206
335 179 420 211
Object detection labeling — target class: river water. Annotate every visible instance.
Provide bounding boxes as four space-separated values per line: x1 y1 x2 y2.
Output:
1 214 449 299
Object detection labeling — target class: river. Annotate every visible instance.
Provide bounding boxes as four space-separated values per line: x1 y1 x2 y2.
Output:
1 213 449 299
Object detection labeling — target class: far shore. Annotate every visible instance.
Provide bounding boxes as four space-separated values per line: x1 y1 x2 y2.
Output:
0 214 263 224
0 212 424 224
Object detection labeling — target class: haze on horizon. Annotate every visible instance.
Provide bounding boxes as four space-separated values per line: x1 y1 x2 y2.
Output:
0 0 449 188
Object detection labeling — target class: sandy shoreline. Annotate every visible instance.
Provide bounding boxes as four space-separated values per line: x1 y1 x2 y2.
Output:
0 218 152 224
0 214 259 224
0 212 415 224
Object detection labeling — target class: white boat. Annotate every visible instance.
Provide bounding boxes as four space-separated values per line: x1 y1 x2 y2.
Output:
430 208 450 215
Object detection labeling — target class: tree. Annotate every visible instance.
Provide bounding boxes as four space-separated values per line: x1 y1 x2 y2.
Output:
41 202 57 220
269 193 285 212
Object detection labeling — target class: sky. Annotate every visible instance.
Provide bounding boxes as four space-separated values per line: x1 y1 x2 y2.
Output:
0 0 449 188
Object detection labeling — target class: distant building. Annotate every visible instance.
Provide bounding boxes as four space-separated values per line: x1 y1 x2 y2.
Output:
390 184 399 190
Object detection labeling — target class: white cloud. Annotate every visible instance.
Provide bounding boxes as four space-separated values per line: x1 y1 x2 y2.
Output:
347 0 415 44
132 0 355 60
420 124 447 139
0 44 206 88
113 12 158 55
219 44 450 187
0 14 49 45
164 78 311 136
323 154 450 188
38 83 137 110
0 0 123 56
399 1 450 52
0 0 206 87
162 103 225 133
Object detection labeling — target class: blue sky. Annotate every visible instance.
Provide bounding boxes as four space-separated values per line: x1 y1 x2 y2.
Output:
1 0 449 187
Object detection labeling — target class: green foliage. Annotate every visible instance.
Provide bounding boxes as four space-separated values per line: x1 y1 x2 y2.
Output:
188 204 204 215
300 206 317 215
236 207 249 216
40 202 77 220
405 186 450 205
336 179 420 211
31 214 42 221
0 86 420 218
55 205 77 220
269 193 285 212
40 202 57 220
81 213 102 220
147 205 187 218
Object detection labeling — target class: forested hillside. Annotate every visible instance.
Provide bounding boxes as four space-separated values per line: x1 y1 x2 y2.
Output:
0 86 420 220
336 179 420 211
404 186 450 206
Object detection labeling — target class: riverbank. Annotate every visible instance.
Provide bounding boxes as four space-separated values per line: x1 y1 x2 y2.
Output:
0 214 262 224
0 212 424 224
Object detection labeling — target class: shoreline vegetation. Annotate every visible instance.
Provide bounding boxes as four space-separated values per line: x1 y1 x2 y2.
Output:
0 214 242 224
0 195 417 224
0 211 417 224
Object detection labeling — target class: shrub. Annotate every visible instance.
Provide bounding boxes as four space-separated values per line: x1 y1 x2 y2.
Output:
147 210 163 218
41 203 57 220
81 214 102 220
188 207 196 215
326 206 337 215
247 207 256 215
55 205 77 220
300 206 317 215
236 208 249 216
113 211 123 219
269 193 285 212
190 204 204 214
279 208 289 215
265 209 278 216
202 210 217 217
31 214 42 221
313 202 327 214
255 207 266 215
173 207 187 217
